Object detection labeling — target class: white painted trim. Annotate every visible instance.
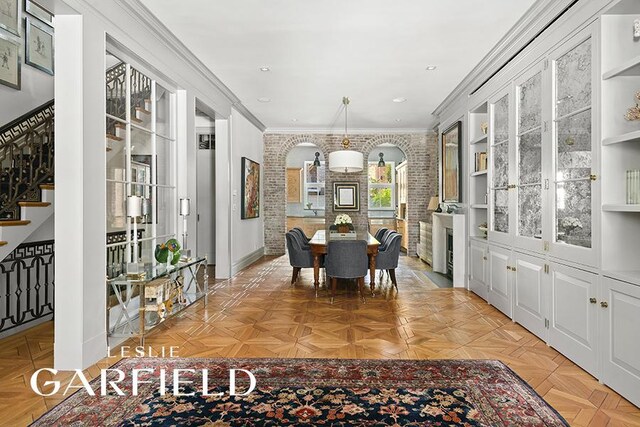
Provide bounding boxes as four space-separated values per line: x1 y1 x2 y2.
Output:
265 128 430 134
232 247 265 275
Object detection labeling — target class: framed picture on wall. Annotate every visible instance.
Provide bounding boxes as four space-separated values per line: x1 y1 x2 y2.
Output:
0 32 20 89
25 17 53 75
0 0 20 36
24 0 53 27
241 157 260 219
198 133 214 150
441 121 462 203
333 182 360 211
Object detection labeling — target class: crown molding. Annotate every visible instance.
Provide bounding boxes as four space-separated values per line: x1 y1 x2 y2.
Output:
108 0 266 132
432 0 576 118
265 127 432 135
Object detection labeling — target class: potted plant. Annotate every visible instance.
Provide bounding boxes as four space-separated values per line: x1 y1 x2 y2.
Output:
155 238 182 267
334 214 353 234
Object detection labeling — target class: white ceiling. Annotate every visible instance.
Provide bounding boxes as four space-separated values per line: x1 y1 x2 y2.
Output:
139 0 537 131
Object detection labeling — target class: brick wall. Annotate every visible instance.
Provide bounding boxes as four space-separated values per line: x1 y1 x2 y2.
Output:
264 132 439 255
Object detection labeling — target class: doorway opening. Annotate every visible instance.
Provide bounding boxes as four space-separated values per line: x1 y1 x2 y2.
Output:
195 107 215 266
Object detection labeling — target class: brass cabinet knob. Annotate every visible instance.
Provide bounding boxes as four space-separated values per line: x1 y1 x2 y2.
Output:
600 301 608 308
589 298 597 304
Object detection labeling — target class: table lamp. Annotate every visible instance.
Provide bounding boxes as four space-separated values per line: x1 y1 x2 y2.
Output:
180 198 191 259
126 195 142 275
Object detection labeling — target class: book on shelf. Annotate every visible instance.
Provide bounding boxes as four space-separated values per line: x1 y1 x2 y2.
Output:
474 152 487 172
628 170 640 204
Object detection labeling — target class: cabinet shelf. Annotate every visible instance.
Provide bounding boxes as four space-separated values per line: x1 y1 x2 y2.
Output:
470 170 487 177
470 134 488 145
602 130 640 146
603 54 640 80
470 204 488 209
603 270 640 287
602 204 640 212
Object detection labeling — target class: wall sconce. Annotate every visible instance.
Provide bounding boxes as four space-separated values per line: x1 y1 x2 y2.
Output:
377 152 385 167
180 198 191 259
313 152 321 167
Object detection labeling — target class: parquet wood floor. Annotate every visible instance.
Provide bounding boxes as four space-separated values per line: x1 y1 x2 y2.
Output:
1 255 639 426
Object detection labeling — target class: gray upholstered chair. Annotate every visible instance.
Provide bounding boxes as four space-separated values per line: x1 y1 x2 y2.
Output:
375 233 402 289
378 229 397 251
325 240 369 303
374 227 388 242
290 228 310 249
285 231 322 285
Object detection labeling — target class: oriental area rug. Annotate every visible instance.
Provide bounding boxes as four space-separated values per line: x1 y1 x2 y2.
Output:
32 358 568 426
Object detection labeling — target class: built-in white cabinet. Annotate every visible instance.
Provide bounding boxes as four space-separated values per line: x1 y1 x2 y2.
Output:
548 262 599 376
488 245 512 317
469 239 487 300
601 277 640 408
513 252 547 340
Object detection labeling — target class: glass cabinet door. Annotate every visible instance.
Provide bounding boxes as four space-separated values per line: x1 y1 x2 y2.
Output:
553 37 593 251
490 92 511 239
516 68 543 247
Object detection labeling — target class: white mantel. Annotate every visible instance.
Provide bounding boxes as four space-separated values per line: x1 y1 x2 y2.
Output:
432 213 466 288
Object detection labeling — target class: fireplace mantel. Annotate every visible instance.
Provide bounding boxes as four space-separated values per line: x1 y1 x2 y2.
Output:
432 213 466 287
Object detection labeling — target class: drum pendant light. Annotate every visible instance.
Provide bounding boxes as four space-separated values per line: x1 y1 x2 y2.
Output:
328 97 363 173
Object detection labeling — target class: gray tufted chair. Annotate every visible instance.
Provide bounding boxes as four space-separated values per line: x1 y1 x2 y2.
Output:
375 233 402 289
290 228 310 249
286 231 322 285
325 240 369 303
374 227 388 242
378 229 397 251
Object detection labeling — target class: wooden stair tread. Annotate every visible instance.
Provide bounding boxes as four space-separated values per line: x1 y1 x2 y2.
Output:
0 220 31 226
106 133 123 142
0 241 6 247
131 116 143 124
39 184 54 190
18 201 51 207
135 106 151 115
114 123 126 129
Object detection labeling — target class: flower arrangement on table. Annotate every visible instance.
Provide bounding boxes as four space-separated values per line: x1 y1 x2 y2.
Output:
155 238 182 266
560 217 583 236
334 214 353 233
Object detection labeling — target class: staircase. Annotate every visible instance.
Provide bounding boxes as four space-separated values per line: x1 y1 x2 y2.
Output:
0 101 55 261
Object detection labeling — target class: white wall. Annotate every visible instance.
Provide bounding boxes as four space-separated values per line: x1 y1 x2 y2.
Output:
231 108 264 273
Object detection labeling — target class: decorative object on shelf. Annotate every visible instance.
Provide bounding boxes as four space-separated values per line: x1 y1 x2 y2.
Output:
25 0 53 27
446 203 459 214
560 217 583 237
334 213 353 233
328 97 364 173
179 198 191 259
442 121 462 202
0 0 20 36
435 203 443 213
154 238 181 266
624 92 640 121
480 122 488 135
427 196 439 211
634 18 640 39
565 136 575 146
474 151 487 172
333 181 360 211
627 170 640 204
306 202 313 210
478 222 488 237
198 133 214 150
241 156 260 219
0 33 20 89
126 195 143 276
313 151 321 167
25 17 54 75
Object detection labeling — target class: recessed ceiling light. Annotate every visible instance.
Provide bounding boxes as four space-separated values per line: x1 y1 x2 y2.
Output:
393 97 407 103
257 97 271 103
292 118 298 122
259 67 270 72
425 66 437 71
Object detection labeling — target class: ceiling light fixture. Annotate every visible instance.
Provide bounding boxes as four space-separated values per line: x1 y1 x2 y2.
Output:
257 97 271 103
259 67 270 72
328 97 363 174
393 97 407 103
425 66 437 70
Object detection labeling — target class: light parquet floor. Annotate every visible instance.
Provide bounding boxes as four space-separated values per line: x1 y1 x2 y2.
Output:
1 255 639 426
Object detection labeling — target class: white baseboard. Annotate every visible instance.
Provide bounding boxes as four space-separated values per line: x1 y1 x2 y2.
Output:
232 247 265 275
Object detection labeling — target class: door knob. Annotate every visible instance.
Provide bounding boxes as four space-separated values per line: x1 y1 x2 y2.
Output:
600 301 608 308
589 298 597 304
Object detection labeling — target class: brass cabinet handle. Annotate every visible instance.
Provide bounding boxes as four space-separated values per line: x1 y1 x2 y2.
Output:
589 298 597 304
600 301 608 308
483 256 487 260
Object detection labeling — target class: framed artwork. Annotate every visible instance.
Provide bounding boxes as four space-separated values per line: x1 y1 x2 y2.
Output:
198 133 214 150
0 0 20 36
241 157 260 219
333 182 359 211
441 121 462 203
24 0 53 26
0 32 20 89
25 17 53 75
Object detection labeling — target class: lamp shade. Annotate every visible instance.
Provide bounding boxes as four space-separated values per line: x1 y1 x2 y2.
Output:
126 196 142 218
427 196 440 211
180 198 191 216
328 150 364 173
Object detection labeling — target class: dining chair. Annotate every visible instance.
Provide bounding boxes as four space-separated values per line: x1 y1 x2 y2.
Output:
374 227 388 242
285 231 322 286
375 233 403 289
325 240 369 303
378 229 397 251
290 227 310 248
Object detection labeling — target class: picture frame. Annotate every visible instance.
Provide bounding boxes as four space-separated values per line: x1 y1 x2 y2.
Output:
241 157 260 219
333 182 360 211
24 0 53 27
441 121 462 203
198 133 214 150
0 0 20 36
0 32 20 89
25 16 53 75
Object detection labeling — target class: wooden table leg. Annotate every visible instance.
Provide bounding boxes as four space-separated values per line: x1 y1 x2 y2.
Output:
313 255 320 297
369 254 376 295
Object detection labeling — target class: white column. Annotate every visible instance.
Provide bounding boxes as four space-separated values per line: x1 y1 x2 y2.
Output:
54 14 107 369
215 119 231 278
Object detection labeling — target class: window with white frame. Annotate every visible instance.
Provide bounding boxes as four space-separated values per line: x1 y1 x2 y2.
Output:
368 162 395 209
303 161 325 210
105 51 176 277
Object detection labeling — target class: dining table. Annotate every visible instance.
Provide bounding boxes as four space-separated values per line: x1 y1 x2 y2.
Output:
308 229 381 296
